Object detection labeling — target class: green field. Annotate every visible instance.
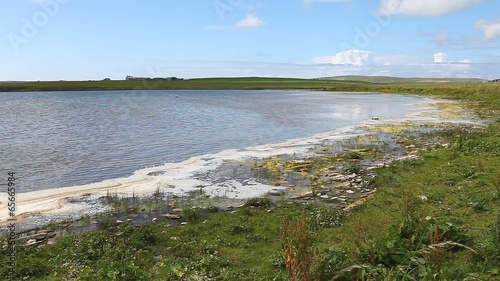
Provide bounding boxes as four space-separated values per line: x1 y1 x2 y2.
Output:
319 75 486 84
0 77 342 92
1 79 499 280
0 76 492 92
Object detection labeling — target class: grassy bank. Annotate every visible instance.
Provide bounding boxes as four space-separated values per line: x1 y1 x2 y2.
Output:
0 78 343 92
1 82 499 280
0 77 490 92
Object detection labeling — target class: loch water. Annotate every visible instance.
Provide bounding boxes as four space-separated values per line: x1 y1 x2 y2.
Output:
0 90 431 192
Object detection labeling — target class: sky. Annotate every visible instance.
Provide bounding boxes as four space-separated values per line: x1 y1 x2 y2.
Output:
1 0 499 81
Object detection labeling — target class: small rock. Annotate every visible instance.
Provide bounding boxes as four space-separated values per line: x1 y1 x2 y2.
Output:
147 171 165 176
331 175 347 181
116 220 123 224
164 213 181 220
26 239 37 246
62 222 72 227
320 195 330 199
152 218 157 222
301 191 313 197
418 195 428 201
172 208 183 213
32 233 47 240
180 222 188 225
346 190 355 194
333 182 351 189
268 189 285 196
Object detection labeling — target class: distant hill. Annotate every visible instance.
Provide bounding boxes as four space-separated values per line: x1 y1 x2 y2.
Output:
318 75 486 84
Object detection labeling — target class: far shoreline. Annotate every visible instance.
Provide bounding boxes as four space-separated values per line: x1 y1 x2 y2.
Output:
0 77 489 93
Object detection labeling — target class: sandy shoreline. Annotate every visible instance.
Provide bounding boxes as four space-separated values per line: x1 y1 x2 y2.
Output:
0 98 481 229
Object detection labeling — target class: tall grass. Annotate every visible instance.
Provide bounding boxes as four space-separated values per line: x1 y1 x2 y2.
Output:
280 215 320 281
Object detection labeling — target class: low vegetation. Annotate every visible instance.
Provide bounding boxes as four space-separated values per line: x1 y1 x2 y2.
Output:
1 80 499 280
0 77 491 92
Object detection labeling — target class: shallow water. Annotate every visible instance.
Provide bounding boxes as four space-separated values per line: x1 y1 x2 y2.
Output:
0 90 433 192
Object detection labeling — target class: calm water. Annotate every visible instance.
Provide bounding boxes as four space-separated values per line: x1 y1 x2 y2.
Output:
0 90 428 192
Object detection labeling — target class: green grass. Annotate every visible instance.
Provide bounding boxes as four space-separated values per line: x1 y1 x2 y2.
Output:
319 75 486 84
0 76 490 92
0 77 331 92
0 204 341 280
0 81 499 280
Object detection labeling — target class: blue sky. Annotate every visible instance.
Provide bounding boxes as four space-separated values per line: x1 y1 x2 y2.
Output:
1 0 499 81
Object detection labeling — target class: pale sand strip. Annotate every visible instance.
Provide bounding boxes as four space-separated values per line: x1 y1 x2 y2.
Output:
1 174 161 226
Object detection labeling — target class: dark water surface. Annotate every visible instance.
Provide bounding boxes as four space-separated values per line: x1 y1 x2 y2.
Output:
0 90 429 192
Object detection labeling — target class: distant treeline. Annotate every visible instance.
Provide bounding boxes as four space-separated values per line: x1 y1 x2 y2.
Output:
125 76 183 81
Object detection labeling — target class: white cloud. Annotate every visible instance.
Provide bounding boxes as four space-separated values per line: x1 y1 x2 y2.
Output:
474 19 500 41
236 14 265 28
434 52 449 63
315 51 473 68
433 53 473 64
314 50 374 66
378 0 481 16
